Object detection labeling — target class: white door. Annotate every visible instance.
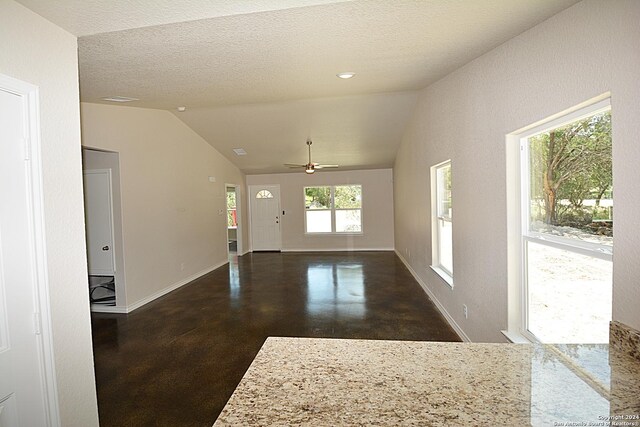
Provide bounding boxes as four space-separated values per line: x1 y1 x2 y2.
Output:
0 85 49 425
83 170 115 275
250 185 281 251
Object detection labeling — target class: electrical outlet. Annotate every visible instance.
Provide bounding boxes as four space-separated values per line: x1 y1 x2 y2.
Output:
180 262 185 271
463 304 468 319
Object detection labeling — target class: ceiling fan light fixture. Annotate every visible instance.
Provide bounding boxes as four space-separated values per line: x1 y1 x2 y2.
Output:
284 139 337 174
336 72 355 79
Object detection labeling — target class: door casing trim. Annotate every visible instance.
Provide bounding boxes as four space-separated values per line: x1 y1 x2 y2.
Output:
0 73 60 426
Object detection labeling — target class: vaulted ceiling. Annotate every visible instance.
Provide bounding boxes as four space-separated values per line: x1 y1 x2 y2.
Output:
18 0 579 174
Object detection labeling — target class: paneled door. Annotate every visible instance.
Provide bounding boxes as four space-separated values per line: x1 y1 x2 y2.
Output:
249 185 281 251
83 169 115 275
0 80 50 425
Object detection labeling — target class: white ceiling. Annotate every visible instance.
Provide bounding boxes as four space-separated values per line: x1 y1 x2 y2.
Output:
177 92 419 174
16 0 353 36
18 0 580 174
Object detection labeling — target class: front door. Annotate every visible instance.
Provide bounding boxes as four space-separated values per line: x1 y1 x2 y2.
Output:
0 82 49 425
250 185 281 251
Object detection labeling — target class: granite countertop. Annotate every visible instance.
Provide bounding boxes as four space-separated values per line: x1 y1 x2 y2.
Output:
214 337 640 426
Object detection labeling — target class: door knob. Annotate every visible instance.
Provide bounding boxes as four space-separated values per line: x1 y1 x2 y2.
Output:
102 246 110 251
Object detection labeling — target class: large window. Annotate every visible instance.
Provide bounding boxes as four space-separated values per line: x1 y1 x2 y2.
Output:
304 185 362 234
518 99 612 343
431 160 453 285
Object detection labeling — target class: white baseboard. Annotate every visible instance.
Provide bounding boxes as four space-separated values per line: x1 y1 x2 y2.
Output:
395 250 471 342
239 249 252 256
281 247 395 252
90 304 128 314
125 261 227 313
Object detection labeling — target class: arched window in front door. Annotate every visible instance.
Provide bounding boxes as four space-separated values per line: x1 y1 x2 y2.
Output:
256 190 274 199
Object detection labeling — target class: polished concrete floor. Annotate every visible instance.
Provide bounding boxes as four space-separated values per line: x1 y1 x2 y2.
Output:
91 252 460 427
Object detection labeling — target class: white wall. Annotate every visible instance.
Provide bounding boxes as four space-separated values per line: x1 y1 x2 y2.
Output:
82 149 127 307
80 103 248 307
394 0 640 342
0 1 99 425
247 169 394 251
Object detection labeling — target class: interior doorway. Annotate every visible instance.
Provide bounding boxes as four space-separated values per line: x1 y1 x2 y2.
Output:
225 184 243 257
82 148 126 311
83 169 116 307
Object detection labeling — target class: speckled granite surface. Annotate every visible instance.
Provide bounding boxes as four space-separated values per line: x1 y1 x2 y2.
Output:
214 338 640 427
611 321 640 362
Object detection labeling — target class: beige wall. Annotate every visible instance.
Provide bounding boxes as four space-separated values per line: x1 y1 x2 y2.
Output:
394 0 640 342
80 102 248 307
247 169 394 251
0 1 99 425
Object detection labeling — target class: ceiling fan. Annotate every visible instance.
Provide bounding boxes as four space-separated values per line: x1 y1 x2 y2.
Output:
284 139 339 174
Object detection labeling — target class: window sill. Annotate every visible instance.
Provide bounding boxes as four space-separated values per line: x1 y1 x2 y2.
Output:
429 265 453 288
304 232 363 236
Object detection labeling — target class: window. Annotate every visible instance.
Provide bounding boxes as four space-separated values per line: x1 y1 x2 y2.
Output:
227 188 237 227
256 190 273 199
305 186 332 233
304 185 362 233
430 160 453 285
514 99 612 344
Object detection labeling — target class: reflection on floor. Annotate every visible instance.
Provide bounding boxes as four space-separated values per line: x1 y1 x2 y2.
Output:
91 251 460 427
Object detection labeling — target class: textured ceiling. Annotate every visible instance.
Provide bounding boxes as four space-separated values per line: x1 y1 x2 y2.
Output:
76 0 579 110
175 92 419 174
18 0 580 174
16 0 353 36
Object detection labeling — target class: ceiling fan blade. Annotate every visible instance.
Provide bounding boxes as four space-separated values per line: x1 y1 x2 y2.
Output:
290 141 338 171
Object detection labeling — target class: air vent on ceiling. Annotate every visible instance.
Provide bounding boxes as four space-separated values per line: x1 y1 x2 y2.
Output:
233 148 247 156
101 96 139 103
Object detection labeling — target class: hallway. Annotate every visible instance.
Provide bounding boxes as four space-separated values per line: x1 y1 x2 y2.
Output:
91 251 460 426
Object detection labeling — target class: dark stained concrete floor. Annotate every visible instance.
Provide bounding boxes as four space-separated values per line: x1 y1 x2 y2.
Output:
91 251 460 427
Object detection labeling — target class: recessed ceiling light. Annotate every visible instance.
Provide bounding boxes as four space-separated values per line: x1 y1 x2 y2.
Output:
101 96 139 103
233 148 247 156
177 106 186 112
336 72 355 79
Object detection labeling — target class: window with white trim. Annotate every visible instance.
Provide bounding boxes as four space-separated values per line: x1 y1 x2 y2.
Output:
226 187 237 228
515 99 612 344
304 185 362 234
430 160 453 285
